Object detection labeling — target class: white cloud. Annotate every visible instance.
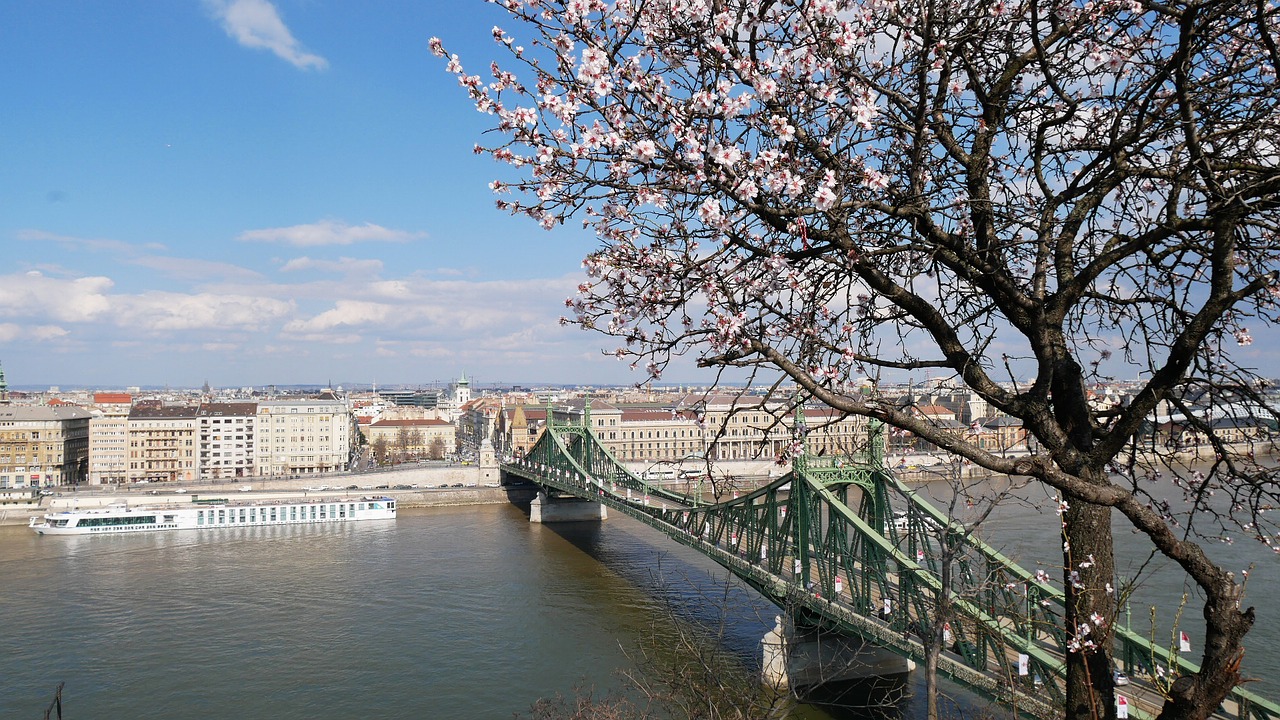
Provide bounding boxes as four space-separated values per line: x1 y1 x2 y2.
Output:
32 325 69 341
0 271 114 322
0 323 69 342
238 220 425 246
284 300 394 333
205 0 327 70
114 292 294 332
279 256 385 275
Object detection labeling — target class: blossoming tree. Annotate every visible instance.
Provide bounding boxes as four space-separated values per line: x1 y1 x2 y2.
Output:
434 1 1280 718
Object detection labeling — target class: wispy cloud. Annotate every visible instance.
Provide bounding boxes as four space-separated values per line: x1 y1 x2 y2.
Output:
17 229 164 254
279 256 385 275
17 229 259 282
131 255 264 282
238 220 426 246
205 0 327 71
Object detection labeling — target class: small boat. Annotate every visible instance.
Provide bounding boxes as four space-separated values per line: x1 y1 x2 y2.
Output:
29 497 396 535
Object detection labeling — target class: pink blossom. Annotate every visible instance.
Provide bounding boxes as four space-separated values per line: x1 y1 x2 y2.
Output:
632 139 658 162
813 185 838 211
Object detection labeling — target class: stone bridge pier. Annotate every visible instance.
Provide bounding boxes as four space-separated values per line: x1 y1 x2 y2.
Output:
528 490 607 523
761 615 914 691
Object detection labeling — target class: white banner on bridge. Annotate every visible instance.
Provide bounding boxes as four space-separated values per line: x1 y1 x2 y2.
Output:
1018 654 1029 676
1117 695 1129 719
1180 631 1191 652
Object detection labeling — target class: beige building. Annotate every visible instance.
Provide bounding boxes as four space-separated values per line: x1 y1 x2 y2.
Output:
500 395 869 466
0 405 91 488
88 392 132 484
198 402 257 479
256 393 353 476
366 418 454 461
127 405 199 483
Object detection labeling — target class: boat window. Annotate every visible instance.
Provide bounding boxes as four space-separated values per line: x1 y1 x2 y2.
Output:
78 515 158 527
197 511 204 525
239 509 246 522
339 505 346 518
270 508 277 521
219 510 226 523
358 503 365 511
330 504 336 519
290 507 296 521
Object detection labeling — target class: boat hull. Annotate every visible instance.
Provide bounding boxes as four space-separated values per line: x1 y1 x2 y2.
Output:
29 497 397 536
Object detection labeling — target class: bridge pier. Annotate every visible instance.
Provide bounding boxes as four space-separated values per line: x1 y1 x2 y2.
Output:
761 616 914 691
529 490 607 523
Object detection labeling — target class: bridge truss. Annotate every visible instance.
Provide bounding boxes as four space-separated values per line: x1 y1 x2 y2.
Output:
501 405 1278 720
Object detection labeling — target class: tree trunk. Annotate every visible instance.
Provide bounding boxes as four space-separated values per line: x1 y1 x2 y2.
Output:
925 636 942 720
1063 495 1118 720
1156 568 1254 720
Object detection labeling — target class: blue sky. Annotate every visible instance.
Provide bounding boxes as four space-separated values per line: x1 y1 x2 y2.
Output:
1 0 621 390
4 2 1275 392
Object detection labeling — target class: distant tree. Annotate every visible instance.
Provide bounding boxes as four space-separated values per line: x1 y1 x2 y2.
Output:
408 429 426 459
394 426 411 463
436 2 1280 719
371 437 390 467
428 436 447 461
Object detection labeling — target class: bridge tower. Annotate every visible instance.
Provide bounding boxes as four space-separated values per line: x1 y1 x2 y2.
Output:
528 399 608 523
762 407 913 689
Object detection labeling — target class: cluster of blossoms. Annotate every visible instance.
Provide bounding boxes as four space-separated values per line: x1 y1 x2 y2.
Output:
1067 619 1103 654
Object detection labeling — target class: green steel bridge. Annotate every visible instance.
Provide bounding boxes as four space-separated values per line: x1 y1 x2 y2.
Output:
500 404 1280 720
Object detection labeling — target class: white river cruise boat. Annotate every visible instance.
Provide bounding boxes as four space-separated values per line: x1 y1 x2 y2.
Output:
29 497 397 536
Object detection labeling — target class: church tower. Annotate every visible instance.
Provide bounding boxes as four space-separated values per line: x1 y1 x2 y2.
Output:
454 372 471 408
0 360 9 404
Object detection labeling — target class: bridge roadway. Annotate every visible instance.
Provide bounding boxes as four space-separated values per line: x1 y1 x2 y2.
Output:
501 416 1280 720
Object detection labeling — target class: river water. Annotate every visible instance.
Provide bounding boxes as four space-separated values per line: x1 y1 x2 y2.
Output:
1 495 1275 719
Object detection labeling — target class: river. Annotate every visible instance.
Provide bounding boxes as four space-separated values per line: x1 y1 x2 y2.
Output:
1 494 1275 718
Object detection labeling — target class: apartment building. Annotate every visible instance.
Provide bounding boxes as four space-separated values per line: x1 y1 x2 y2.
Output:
0 405 91 488
198 402 257 479
256 393 353 476
500 395 869 465
127 405 199 483
88 392 132 484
